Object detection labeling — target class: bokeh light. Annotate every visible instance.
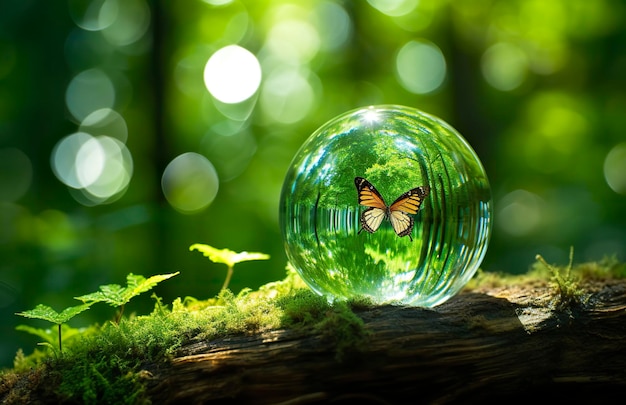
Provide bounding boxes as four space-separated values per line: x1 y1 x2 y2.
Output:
203 45 262 104
265 19 320 64
481 42 529 91
100 0 151 47
68 0 119 32
367 0 419 17
79 108 128 143
202 0 234 6
315 1 352 51
77 136 133 201
201 126 256 181
51 132 94 189
161 152 219 214
604 143 626 195
174 51 208 97
260 67 317 124
66 69 116 122
51 133 133 204
0 148 33 202
497 189 545 237
395 39 446 94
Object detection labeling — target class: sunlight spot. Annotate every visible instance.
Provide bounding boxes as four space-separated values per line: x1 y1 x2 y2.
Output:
204 45 262 104
260 68 315 124
81 137 133 201
266 19 320 64
201 128 256 181
604 143 626 195
79 108 128 143
68 0 118 31
66 69 116 122
315 1 352 52
51 132 94 189
76 136 105 187
51 133 133 204
162 153 219 214
202 0 234 5
497 190 544 237
482 42 528 91
101 0 151 46
362 107 381 125
367 0 418 17
396 40 446 94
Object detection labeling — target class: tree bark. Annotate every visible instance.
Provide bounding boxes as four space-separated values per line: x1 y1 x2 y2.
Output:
145 280 626 404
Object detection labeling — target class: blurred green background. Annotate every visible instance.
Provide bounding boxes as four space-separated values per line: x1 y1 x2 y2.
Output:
1 0 625 368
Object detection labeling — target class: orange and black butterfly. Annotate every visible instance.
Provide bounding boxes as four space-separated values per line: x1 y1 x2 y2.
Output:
354 177 430 241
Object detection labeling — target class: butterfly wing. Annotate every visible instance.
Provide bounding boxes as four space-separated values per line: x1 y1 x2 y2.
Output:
360 207 386 234
388 186 430 239
389 210 414 240
389 186 430 214
355 177 388 234
355 177 387 209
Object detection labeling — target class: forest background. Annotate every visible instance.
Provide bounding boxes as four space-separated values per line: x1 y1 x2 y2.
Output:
0 0 625 368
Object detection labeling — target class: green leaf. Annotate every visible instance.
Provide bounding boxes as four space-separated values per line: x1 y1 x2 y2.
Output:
16 302 91 325
75 272 179 307
15 324 57 344
189 244 270 267
74 283 126 306
16 324 91 345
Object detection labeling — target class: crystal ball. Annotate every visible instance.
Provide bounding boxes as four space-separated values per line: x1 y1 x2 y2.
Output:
280 105 492 306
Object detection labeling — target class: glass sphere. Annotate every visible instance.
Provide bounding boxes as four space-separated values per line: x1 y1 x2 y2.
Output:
280 105 492 306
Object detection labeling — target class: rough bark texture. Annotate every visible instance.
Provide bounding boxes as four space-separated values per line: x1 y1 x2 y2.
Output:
144 280 626 404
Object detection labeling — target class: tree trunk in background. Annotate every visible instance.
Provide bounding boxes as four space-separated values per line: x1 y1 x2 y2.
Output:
145 280 626 404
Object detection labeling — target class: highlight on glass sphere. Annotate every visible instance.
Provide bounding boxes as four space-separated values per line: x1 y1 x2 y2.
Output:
280 105 492 307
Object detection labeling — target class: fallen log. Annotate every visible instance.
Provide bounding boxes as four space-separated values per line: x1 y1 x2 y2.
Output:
143 280 626 404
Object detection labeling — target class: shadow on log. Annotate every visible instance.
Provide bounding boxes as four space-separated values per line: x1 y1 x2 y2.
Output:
144 281 626 404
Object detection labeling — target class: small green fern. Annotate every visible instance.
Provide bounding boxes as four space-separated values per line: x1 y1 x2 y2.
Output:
190 243 270 291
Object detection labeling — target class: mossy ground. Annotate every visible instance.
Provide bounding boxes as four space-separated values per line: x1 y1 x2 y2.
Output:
0 266 369 404
1 256 624 404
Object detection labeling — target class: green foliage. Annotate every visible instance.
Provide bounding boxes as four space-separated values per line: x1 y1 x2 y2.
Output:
75 272 179 308
189 244 270 268
190 243 270 291
468 251 626 297
15 303 92 353
572 255 626 280
3 266 373 403
14 324 90 349
277 288 331 327
12 324 99 372
16 303 91 325
535 247 584 309
56 358 146 405
14 273 179 355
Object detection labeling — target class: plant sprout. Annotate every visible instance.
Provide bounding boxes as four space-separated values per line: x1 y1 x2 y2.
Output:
16 303 91 353
75 272 179 323
190 243 270 291
535 246 582 308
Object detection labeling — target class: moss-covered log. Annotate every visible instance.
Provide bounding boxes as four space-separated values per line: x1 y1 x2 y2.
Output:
143 280 626 404
3 268 626 404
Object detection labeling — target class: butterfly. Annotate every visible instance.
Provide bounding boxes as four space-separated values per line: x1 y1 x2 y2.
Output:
354 177 430 241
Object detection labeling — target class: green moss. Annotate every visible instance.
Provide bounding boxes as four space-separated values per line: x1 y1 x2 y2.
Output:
467 251 626 310
316 300 369 360
1 266 368 404
6 255 623 403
